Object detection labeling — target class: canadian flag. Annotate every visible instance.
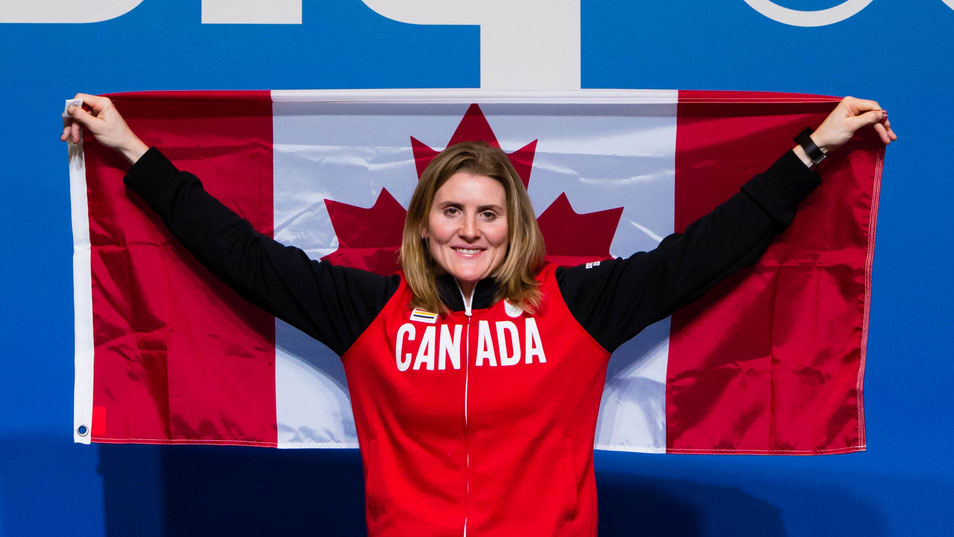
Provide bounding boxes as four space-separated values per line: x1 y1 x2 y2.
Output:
70 89 882 454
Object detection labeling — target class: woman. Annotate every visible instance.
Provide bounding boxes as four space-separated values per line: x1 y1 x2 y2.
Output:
62 94 895 537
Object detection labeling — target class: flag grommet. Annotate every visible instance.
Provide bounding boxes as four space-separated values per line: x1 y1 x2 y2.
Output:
76 425 89 437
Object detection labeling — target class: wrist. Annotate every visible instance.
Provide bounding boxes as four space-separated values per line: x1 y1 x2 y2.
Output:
120 138 149 165
792 144 814 168
794 128 827 168
810 132 832 155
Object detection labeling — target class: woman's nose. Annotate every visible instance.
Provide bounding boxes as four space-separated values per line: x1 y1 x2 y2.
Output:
459 214 479 240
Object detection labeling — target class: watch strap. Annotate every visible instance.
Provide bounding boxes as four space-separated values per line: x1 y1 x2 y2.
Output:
794 127 826 166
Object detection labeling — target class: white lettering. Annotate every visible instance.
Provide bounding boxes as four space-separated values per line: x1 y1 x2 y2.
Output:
1 0 144 23
475 320 497 367
439 324 462 370
743 0 873 27
396 319 547 372
496 321 521 366
202 0 302 24
395 323 415 372
525 318 546 364
413 325 436 370
11 0 950 27
360 0 580 89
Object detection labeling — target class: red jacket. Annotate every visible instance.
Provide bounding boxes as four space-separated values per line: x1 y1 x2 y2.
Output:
345 265 609 537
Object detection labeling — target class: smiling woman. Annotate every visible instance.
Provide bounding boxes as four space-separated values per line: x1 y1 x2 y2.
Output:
61 93 894 537
401 141 546 315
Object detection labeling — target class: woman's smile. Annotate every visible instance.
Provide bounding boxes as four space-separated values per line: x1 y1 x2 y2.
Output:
425 171 509 298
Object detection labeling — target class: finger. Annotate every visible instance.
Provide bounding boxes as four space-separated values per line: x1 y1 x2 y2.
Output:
873 123 891 145
849 109 886 130
846 97 883 115
885 122 898 141
71 122 81 144
74 93 112 114
881 114 896 136
60 124 71 142
68 104 99 129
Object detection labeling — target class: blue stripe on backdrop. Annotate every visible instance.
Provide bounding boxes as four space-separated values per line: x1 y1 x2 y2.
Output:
1 0 952 535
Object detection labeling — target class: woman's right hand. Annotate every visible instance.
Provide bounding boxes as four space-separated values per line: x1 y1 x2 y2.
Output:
61 93 149 164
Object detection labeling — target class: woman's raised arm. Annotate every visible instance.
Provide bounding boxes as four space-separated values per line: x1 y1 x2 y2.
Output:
60 93 398 356
557 95 897 352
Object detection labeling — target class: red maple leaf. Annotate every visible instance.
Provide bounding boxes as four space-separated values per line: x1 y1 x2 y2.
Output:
322 104 623 274
322 189 406 274
537 193 624 266
411 104 538 188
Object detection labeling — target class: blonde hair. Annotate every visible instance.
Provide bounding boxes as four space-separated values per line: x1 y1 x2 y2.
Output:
400 141 545 314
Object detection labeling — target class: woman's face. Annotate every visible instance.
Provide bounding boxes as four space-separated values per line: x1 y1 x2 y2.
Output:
425 171 509 297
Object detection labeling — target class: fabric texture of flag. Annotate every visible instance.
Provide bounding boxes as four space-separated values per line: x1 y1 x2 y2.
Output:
70 89 882 454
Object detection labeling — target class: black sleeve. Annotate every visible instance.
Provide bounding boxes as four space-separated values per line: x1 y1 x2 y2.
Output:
556 150 820 352
123 147 400 356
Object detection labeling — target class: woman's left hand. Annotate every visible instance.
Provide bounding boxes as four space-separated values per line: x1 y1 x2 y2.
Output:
811 96 898 153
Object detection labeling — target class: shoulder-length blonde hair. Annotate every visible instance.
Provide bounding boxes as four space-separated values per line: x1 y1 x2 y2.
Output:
400 141 546 314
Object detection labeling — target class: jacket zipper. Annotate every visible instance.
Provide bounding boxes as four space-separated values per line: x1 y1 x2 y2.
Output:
458 282 473 537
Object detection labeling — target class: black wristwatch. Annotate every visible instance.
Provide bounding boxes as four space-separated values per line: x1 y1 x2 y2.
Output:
794 127 826 167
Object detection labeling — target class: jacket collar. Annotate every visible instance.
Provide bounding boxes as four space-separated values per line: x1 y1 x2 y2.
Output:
436 273 499 312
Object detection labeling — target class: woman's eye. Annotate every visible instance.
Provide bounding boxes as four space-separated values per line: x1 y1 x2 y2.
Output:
443 207 460 217
480 211 498 220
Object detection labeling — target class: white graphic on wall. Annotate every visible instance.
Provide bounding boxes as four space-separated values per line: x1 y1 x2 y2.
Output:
1 0 144 23
202 0 301 24
361 0 580 90
5 0 953 25
744 0 873 27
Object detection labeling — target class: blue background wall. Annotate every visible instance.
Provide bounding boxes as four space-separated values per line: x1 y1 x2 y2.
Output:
1 0 952 535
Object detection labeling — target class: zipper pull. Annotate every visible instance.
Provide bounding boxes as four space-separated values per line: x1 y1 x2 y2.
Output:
456 280 473 317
